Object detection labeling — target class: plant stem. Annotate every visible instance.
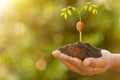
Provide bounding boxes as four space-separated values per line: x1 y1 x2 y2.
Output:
78 8 82 42
79 31 82 42
78 9 82 21
77 8 83 42
79 14 81 21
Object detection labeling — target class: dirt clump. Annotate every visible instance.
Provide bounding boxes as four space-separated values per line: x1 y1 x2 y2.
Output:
58 42 102 60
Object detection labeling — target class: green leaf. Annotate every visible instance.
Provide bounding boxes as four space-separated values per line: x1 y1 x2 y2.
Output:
61 8 67 11
67 10 72 15
92 9 98 14
95 9 98 14
83 5 88 10
64 13 67 20
92 4 98 8
72 7 76 11
89 6 92 11
93 9 95 14
60 12 65 16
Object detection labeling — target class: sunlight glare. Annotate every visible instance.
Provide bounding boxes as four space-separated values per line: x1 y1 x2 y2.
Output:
0 0 13 10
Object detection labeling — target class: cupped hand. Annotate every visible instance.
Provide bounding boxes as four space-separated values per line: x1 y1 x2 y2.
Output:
52 50 112 76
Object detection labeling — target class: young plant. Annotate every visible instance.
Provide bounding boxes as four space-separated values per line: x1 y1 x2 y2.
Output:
60 2 98 42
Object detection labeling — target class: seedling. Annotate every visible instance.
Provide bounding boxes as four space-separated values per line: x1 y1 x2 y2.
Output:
60 2 98 42
57 2 102 60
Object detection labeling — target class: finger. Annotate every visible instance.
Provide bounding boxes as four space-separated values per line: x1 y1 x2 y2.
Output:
79 67 105 76
83 59 90 67
83 57 104 68
61 55 94 75
60 54 82 66
83 50 110 68
83 58 97 67
60 54 88 72
101 50 111 54
59 54 86 75
52 50 61 58
101 49 112 68
53 52 95 76
60 54 82 70
92 67 106 74
60 54 92 76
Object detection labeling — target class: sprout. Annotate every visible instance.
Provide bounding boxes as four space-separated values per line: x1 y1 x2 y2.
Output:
60 2 99 42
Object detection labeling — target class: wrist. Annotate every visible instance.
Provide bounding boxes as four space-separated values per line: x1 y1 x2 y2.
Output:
109 54 116 70
101 50 113 70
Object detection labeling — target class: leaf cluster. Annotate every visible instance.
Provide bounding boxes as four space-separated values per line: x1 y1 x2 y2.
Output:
60 2 98 20
83 2 98 14
60 6 77 19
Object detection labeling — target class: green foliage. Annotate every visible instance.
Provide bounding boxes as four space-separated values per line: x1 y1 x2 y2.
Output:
60 2 98 20
60 6 77 19
83 2 98 14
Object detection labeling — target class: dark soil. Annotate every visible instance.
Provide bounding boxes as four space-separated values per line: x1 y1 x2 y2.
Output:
58 42 102 60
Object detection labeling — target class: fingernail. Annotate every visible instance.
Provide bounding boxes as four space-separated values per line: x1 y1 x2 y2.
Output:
84 60 90 66
60 54 68 60
52 51 57 56
60 54 65 58
52 50 60 58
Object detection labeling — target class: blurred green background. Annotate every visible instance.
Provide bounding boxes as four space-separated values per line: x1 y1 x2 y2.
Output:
0 0 120 80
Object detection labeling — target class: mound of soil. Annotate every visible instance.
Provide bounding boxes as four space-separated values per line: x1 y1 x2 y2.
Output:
58 42 102 60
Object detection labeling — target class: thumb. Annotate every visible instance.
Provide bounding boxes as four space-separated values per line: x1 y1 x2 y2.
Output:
83 58 103 68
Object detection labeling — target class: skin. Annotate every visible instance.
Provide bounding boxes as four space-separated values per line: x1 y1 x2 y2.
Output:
52 50 120 76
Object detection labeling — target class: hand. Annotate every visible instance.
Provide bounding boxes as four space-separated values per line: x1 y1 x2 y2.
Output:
52 50 112 76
